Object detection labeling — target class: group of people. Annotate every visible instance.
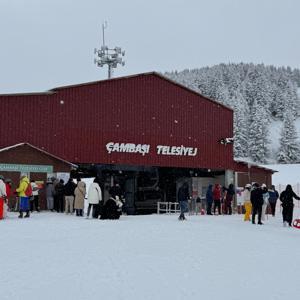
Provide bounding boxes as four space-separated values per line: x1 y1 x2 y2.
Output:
244 182 300 226
0 174 124 220
45 176 124 219
177 180 300 227
178 182 236 220
0 174 40 219
205 183 236 216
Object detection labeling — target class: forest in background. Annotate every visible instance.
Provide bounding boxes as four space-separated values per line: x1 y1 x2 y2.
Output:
165 63 300 164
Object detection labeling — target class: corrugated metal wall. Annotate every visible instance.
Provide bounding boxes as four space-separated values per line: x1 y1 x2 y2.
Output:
0 73 234 169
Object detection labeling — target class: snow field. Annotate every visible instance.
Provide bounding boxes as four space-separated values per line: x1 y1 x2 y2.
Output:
1 210 300 300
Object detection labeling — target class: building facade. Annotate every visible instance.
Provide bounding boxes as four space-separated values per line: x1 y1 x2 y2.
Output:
0 72 274 213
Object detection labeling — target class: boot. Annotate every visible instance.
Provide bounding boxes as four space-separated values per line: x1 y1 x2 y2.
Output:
24 211 30 218
18 211 23 218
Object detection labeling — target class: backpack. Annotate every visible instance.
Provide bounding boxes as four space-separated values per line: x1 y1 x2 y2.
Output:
25 182 33 197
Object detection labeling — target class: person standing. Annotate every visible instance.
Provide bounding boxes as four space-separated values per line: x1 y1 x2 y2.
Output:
205 184 213 215
268 185 279 217
64 178 76 214
55 179 65 212
30 180 40 212
52 177 59 212
224 184 235 215
178 182 189 220
86 178 102 219
16 175 31 218
74 179 86 216
213 184 222 215
243 184 252 221
46 179 55 211
261 184 269 222
250 183 264 225
4 178 12 217
279 184 300 227
0 175 7 220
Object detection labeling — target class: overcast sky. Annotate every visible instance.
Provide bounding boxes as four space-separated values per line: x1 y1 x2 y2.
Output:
0 0 299 93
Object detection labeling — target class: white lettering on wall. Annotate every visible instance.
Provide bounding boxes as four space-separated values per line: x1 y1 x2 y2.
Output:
156 145 197 156
106 142 198 157
106 142 150 156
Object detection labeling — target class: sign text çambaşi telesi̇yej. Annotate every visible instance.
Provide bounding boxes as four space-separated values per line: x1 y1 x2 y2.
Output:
106 142 197 156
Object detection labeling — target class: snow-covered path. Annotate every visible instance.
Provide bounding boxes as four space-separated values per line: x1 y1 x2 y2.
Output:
1 211 300 300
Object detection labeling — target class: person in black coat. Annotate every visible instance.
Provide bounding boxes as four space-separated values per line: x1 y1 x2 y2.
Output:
64 178 76 214
100 188 123 220
178 182 189 220
279 184 300 227
205 184 213 215
55 179 65 212
250 182 264 225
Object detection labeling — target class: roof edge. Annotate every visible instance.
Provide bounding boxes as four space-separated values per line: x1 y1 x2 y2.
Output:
0 143 77 168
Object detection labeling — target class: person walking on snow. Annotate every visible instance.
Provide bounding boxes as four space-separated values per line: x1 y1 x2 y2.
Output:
16 175 31 218
279 184 300 227
243 184 252 221
250 182 264 225
268 185 279 217
178 182 189 220
261 184 269 222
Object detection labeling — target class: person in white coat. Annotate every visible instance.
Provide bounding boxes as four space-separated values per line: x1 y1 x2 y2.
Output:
86 178 102 218
261 183 269 222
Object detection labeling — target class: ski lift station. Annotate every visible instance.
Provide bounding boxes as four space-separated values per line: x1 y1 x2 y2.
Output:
0 72 275 213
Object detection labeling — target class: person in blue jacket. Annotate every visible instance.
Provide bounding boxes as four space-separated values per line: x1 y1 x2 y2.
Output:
206 184 213 215
178 182 189 221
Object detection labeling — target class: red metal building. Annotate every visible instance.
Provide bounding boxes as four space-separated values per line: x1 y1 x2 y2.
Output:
0 72 274 213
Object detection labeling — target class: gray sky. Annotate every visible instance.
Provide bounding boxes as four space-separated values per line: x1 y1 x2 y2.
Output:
1 0 300 93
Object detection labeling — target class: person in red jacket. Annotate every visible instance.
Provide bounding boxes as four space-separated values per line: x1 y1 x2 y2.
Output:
213 184 222 215
4 178 12 217
0 175 7 219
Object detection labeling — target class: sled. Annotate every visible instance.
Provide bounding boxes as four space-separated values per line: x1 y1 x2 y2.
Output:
292 219 300 229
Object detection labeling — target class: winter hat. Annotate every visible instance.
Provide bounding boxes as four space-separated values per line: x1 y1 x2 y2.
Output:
245 184 251 188
261 183 267 188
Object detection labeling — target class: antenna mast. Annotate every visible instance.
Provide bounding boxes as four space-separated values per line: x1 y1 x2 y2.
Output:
94 22 125 79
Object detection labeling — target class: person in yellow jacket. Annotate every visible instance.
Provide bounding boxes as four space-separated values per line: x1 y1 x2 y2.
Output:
243 184 252 221
16 175 31 218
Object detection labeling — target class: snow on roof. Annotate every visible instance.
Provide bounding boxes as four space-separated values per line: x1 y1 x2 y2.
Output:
0 143 77 168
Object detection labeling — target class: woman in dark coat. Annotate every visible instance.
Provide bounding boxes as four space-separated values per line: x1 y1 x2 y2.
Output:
224 184 235 215
206 184 213 215
280 184 300 227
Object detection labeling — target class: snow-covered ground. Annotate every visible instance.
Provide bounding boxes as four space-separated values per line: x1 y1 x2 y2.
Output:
1 210 300 300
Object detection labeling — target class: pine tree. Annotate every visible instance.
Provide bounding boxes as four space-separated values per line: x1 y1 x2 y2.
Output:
248 100 270 163
232 91 249 158
277 111 300 163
